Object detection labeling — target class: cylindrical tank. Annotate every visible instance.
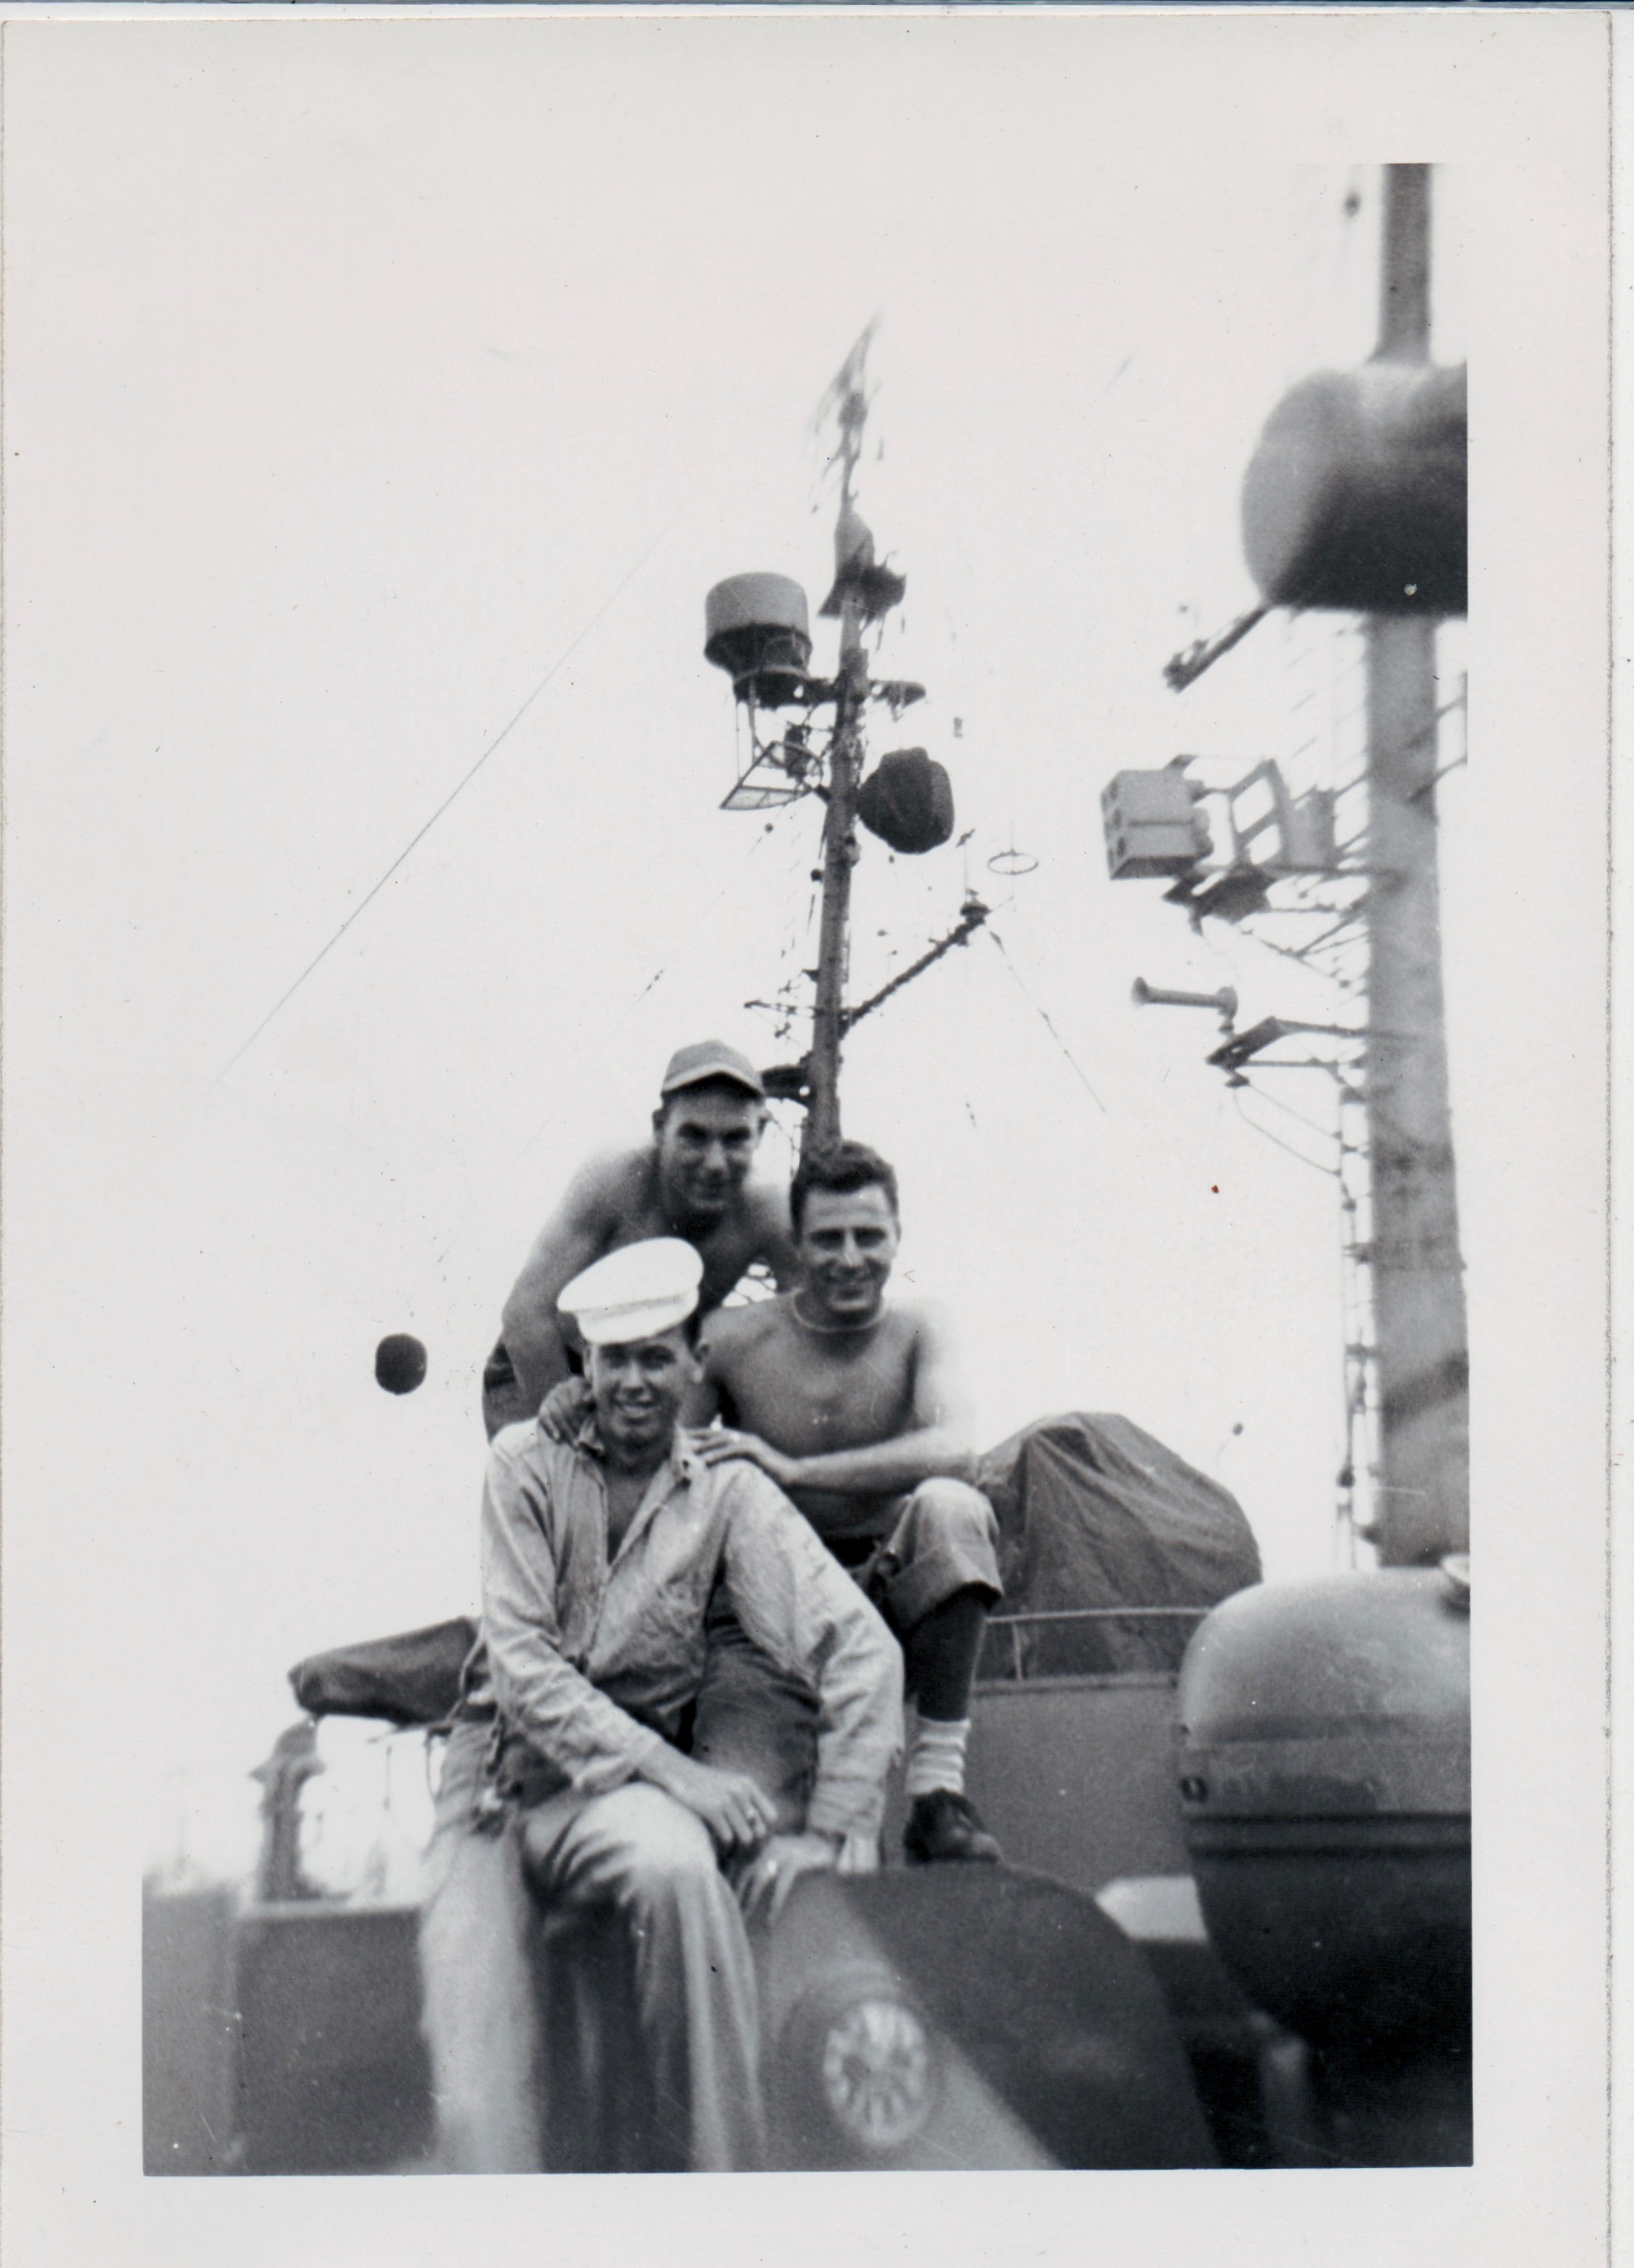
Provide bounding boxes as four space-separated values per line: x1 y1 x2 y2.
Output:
1176 1567 1469 2060
704 573 812 706
1241 361 1466 616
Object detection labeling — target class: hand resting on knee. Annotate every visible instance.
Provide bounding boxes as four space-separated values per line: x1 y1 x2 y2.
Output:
638 1743 778 1856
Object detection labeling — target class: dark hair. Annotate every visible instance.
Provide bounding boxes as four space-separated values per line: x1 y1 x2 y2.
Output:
655 1075 765 1127
790 1141 900 1237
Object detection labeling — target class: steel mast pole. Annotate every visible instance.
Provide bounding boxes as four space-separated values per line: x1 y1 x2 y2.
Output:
1364 164 1469 1564
806 599 864 1156
804 372 870 1159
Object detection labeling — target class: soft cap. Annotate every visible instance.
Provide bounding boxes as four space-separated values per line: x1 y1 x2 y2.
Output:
659 1040 765 1100
558 1237 704 1347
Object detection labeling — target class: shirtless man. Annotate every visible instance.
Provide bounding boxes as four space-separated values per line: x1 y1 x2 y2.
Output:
690 1139 1004 1866
482 1041 799 1436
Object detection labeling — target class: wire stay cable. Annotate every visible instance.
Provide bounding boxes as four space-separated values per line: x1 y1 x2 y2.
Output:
985 928 1108 1115
506 822 778 1170
1232 1085 1339 1177
189 516 679 1113
419 822 780 1282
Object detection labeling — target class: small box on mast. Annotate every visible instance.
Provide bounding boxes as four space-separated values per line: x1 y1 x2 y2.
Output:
1100 766 1210 879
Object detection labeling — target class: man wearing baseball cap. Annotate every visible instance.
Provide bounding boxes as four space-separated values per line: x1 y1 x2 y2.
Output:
481 1041 799 1436
420 1237 901 2173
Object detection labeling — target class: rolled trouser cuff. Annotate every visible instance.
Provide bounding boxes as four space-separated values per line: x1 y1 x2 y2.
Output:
870 1479 1002 1635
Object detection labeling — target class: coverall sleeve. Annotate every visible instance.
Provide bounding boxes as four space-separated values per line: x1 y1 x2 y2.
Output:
715 1467 903 1841
481 1438 665 1796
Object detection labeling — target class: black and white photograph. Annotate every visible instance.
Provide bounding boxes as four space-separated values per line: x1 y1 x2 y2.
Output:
0 10 1615 2265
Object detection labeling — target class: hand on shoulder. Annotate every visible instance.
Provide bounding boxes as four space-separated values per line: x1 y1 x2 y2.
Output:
692 1425 800 1492
537 1375 592 1443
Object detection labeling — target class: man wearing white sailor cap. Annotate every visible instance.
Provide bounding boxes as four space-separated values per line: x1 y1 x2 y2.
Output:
419 1237 901 2173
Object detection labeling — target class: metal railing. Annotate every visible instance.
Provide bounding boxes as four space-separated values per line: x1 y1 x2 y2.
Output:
980 1606 1214 1684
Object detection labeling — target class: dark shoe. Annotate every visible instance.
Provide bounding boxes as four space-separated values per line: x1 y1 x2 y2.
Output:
903 1789 1002 1865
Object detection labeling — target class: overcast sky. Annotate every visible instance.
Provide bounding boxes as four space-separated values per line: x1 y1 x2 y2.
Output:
4 27 1480 1873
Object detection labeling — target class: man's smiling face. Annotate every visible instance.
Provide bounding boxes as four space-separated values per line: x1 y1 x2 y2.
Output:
587 1324 698 1462
797 1183 900 1327
654 1084 764 1227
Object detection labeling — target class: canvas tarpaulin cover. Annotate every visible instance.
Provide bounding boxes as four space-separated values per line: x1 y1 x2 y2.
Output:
976 1413 1262 1676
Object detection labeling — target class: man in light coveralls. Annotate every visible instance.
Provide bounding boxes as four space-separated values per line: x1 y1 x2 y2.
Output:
419 1237 902 2172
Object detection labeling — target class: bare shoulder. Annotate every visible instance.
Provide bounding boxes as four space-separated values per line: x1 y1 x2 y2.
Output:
553 1142 662 1239
574 1142 656 1208
697 1293 794 1363
892 1293 961 1348
740 1176 798 1280
896 1295 974 1436
741 1175 794 1240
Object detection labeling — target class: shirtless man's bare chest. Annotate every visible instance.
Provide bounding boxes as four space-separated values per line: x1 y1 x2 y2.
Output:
703 1299 920 1533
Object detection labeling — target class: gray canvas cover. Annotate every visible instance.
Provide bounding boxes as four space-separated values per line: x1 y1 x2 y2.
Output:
976 1413 1262 1676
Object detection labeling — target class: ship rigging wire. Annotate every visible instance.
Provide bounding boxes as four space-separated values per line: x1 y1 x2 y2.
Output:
425 816 780 1274
985 928 1108 1115
189 513 681 1115
508 821 779 1168
1230 1087 1339 1179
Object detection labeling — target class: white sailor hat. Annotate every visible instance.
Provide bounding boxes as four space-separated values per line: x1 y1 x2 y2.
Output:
558 1237 704 1347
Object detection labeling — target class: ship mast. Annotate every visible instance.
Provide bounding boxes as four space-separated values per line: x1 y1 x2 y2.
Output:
1361 166 1469 1566
807 365 870 1156
1110 164 1469 1568
707 325 979 1163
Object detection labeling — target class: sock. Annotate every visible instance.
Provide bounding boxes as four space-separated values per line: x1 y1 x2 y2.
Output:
905 1715 970 1801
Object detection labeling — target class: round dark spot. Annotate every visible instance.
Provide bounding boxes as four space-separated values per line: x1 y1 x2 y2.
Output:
376 1333 428 1395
